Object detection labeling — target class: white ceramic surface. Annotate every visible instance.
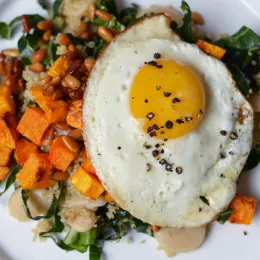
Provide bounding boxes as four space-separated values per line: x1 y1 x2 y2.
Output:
0 0 260 259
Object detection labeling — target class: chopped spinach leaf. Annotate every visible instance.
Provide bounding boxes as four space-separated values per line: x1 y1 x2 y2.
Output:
0 22 11 39
231 65 250 95
40 213 64 236
53 0 64 17
88 37 107 58
96 0 117 16
175 1 193 43
41 42 59 65
244 145 260 171
93 17 109 27
132 217 152 235
119 3 139 27
38 0 49 10
89 244 102 260
21 183 63 220
217 208 235 224
0 167 21 196
200 196 210 206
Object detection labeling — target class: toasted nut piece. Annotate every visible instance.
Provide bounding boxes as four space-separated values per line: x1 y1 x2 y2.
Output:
4 74 18 87
28 63 45 73
13 60 24 74
37 20 55 31
95 10 112 22
64 74 81 90
50 171 68 181
38 38 47 47
42 83 56 96
52 89 63 101
0 62 6 75
61 78 69 88
74 85 85 100
88 3 96 20
192 12 204 25
21 15 31 33
68 129 82 140
0 54 5 62
43 30 52 41
41 127 54 146
5 59 14 75
98 26 114 43
61 136 80 153
51 75 61 85
41 75 52 86
58 33 72 46
53 121 69 130
80 31 91 40
77 22 90 36
151 225 161 232
110 28 119 36
32 49 47 63
17 78 25 91
84 58 95 72
2 49 19 58
68 44 77 52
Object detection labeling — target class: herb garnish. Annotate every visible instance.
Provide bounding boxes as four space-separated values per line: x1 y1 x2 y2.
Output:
217 208 235 224
0 167 21 196
200 196 210 206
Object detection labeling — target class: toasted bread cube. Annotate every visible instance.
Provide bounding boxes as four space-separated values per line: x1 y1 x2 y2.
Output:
16 153 55 190
0 147 13 166
14 138 38 166
48 136 77 171
17 106 50 145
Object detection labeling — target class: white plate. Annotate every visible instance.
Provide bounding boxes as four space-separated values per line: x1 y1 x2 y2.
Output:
0 0 260 259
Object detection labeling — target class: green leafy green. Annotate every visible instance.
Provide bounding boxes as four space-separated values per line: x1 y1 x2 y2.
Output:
96 0 117 16
40 214 64 236
38 0 49 10
53 0 64 17
132 217 152 235
87 37 107 58
119 3 139 27
217 208 235 224
0 167 21 196
216 26 260 51
230 65 250 95
93 17 109 27
174 1 193 43
89 244 102 260
0 22 11 39
244 145 260 171
21 183 63 220
42 42 59 65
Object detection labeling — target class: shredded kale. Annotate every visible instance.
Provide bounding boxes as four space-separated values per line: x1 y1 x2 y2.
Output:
230 65 250 95
53 0 64 17
0 167 21 196
217 208 235 224
89 244 102 260
96 0 118 16
119 3 139 27
38 0 49 10
41 42 59 65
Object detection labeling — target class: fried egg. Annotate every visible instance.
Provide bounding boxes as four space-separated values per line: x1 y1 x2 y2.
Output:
83 14 253 228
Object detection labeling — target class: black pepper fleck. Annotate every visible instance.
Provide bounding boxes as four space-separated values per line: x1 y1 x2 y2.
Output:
176 166 183 174
152 150 159 157
176 118 184 124
199 208 202 212
165 120 173 129
154 53 161 59
243 231 248 236
150 131 157 137
160 131 165 134
118 146 121 150
163 92 172 97
165 164 173 172
147 126 153 133
144 99 148 103
220 130 227 136
230 132 238 140
153 124 160 130
164 138 168 142
220 153 226 159
159 159 166 165
143 143 152 149
161 149 164 154
147 112 155 120
220 174 225 178
156 85 161 90
146 163 151 172
172 98 180 104
229 151 234 155
155 143 160 148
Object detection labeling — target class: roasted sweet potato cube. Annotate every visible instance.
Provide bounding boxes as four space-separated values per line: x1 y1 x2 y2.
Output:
66 100 83 129
0 166 10 181
0 116 18 149
14 138 38 166
0 147 13 166
17 106 50 145
228 195 257 225
16 153 55 190
82 153 96 175
0 86 15 118
69 166 105 200
50 171 68 181
48 136 77 171
30 87 69 123
197 40 226 60
48 56 70 78
104 192 114 202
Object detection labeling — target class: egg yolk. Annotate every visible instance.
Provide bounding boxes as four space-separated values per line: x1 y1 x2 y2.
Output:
130 60 205 139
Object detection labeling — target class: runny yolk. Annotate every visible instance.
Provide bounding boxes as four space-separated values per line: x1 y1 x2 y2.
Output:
130 60 205 139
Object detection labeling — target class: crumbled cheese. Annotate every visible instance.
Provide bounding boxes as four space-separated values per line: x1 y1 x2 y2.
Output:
32 219 52 241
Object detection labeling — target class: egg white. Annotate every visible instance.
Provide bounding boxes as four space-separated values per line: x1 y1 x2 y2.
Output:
83 15 253 228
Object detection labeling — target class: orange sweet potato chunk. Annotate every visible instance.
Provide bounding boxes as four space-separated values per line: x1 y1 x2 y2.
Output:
104 192 114 202
0 116 18 149
14 138 38 166
0 86 15 118
197 40 226 60
30 87 68 123
0 166 10 181
66 100 83 129
16 153 55 190
69 166 105 200
17 106 50 145
228 195 257 225
81 153 96 175
48 136 78 171
0 147 13 166
48 56 70 78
